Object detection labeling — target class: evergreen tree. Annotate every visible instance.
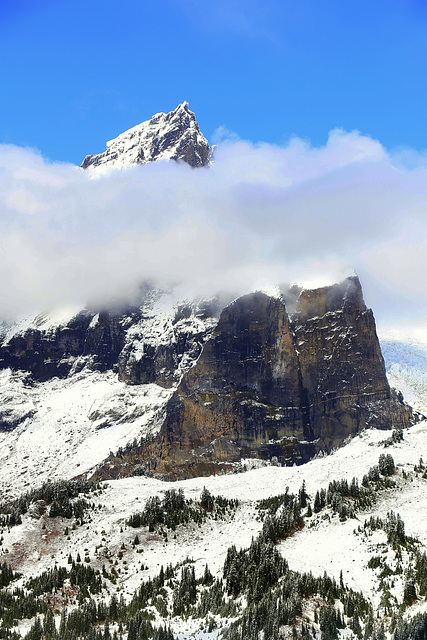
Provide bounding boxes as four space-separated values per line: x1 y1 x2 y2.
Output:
203 564 214 586
298 480 308 508
26 617 43 640
378 453 395 476
200 487 214 511
319 605 338 640
402 580 417 607
43 609 57 639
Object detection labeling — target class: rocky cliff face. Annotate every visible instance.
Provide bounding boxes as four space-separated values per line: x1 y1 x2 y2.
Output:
81 102 212 170
100 277 418 479
0 277 420 478
288 278 413 445
0 308 132 382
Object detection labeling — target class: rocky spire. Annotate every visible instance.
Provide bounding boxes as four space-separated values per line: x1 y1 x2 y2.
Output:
81 102 212 170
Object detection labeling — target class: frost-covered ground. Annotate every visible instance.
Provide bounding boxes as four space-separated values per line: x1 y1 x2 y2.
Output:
282 422 427 607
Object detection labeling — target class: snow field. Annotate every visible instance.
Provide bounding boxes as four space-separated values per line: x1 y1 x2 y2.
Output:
0 368 172 497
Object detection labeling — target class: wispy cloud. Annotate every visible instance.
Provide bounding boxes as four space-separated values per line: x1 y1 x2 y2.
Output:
175 0 284 46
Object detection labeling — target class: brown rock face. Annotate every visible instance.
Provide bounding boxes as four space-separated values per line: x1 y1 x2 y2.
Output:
110 276 418 479
150 293 313 472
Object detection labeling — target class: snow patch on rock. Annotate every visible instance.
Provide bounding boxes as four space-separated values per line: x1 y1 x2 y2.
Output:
81 102 212 171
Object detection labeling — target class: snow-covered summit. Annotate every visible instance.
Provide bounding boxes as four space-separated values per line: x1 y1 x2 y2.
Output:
81 102 212 170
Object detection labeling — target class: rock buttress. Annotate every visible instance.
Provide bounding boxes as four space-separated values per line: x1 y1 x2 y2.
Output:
288 276 414 454
128 292 314 477
92 277 419 480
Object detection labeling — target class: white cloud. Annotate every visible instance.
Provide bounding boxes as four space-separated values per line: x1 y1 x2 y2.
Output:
1 131 427 323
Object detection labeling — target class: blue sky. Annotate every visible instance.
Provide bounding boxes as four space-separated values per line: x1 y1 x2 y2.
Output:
1 0 427 163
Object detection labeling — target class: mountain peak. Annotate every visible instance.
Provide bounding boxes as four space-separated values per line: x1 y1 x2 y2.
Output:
81 102 212 170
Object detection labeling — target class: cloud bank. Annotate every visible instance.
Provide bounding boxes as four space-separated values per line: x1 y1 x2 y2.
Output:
1 130 427 324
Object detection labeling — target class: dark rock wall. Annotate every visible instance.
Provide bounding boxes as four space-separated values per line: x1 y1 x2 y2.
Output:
130 277 418 477
289 277 411 453
150 293 311 470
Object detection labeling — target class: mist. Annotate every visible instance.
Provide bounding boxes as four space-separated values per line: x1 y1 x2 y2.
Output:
1 129 427 325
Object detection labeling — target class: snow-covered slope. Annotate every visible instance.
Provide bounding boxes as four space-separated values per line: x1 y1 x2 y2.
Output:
0 368 172 497
81 102 212 171
379 327 427 414
3 420 427 638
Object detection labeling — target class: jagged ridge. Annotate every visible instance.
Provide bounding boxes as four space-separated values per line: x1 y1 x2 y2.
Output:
81 102 212 170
